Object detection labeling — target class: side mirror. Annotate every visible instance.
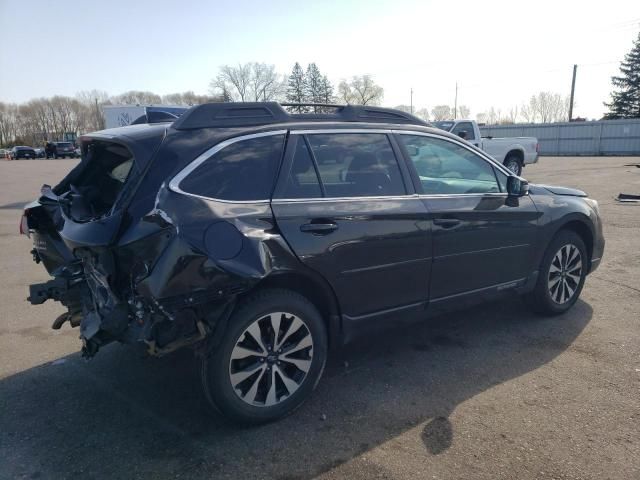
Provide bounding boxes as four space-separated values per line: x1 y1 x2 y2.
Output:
506 175 529 197
458 130 468 140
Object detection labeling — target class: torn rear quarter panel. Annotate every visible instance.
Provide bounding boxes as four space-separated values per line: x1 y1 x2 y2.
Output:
27 125 306 358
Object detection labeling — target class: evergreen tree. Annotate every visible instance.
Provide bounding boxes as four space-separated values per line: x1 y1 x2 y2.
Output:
320 75 335 110
305 63 323 112
286 62 308 113
605 31 640 118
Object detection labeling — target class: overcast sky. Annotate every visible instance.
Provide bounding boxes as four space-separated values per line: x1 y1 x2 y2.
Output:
1 0 639 119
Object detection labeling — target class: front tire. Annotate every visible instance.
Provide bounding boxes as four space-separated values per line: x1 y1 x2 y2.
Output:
525 230 587 315
201 289 328 424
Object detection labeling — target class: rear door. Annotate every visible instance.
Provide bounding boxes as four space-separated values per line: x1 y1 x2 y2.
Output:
395 132 540 305
271 130 432 333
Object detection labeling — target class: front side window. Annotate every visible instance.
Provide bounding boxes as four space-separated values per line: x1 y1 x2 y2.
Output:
179 134 285 201
451 122 475 141
398 134 500 195
305 133 406 197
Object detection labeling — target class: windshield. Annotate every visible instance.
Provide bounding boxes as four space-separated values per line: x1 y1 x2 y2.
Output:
433 121 455 132
57 142 73 147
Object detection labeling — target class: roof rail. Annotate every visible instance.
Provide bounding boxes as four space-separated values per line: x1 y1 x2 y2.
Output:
171 102 428 130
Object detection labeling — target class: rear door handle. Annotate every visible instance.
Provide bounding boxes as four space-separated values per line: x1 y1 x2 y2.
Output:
433 218 461 228
300 222 338 234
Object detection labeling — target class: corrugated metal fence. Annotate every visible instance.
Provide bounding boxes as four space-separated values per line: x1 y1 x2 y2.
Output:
479 118 640 156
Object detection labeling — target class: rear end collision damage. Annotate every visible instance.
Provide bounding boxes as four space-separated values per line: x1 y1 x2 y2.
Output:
26 181 285 359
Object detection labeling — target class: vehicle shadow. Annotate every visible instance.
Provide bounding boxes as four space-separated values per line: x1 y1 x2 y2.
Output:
0 297 592 479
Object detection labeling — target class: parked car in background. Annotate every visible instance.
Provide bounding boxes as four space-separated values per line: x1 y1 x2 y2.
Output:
0 149 10 159
45 141 77 159
434 119 539 176
103 104 188 129
23 102 604 424
10 146 37 159
34 148 45 158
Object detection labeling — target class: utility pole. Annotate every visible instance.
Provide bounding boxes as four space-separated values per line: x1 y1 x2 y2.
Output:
410 88 413 114
94 97 100 129
454 82 458 119
568 64 577 122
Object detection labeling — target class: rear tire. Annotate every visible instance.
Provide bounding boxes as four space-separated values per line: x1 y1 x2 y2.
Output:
524 230 587 315
201 288 327 424
504 154 523 176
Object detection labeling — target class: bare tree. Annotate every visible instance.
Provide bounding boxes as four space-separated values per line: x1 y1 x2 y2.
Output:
348 75 384 105
476 112 488 124
431 105 452 121
161 91 223 105
415 107 430 122
337 80 354 104
113 90 162 105
457 105 471 118
210 63 283 102
210 64 251 101
0 103 20 146
506 106 519 124
487 107 502 125
520 92 570 123
76 90 110 131
248 63 285 101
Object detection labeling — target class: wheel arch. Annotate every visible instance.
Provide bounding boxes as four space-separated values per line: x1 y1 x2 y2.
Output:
247 269 343 349
552 216 595 269
505 148 524 164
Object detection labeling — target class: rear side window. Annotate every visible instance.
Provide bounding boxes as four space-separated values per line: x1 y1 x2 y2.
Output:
280 138 322 199
179 134 285 201
306 133 406 198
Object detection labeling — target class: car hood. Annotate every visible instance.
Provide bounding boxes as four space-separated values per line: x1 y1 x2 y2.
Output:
531 184 587 197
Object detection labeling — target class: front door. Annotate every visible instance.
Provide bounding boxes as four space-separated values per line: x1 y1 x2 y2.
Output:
272 131 432 332
395 132 539 303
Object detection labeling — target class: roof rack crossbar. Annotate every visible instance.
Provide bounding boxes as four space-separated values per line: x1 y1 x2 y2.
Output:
171 102 428 130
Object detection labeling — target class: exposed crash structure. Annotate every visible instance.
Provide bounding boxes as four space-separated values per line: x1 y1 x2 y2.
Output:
24 123 294 358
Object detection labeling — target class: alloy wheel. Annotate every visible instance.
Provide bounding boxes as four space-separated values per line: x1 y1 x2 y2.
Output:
547 243 582 304
228 312 313 407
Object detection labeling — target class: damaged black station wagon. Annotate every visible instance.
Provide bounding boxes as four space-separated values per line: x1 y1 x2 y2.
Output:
23 102 604 423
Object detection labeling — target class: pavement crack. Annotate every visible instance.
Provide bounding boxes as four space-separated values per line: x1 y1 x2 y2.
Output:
591 275 640 294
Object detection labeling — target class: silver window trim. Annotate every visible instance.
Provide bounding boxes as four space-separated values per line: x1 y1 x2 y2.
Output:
290 128 392 135
169 130 287 204
170 127 513 204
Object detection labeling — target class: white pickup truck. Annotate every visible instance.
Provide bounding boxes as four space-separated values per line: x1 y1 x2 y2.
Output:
433 120 538 176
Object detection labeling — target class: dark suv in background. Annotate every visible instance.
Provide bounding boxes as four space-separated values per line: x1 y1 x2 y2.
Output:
22 103 604 423
45 141 77 158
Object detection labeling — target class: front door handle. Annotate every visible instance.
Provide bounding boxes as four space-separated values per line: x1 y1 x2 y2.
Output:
300 222 338 234
433 218 461 228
